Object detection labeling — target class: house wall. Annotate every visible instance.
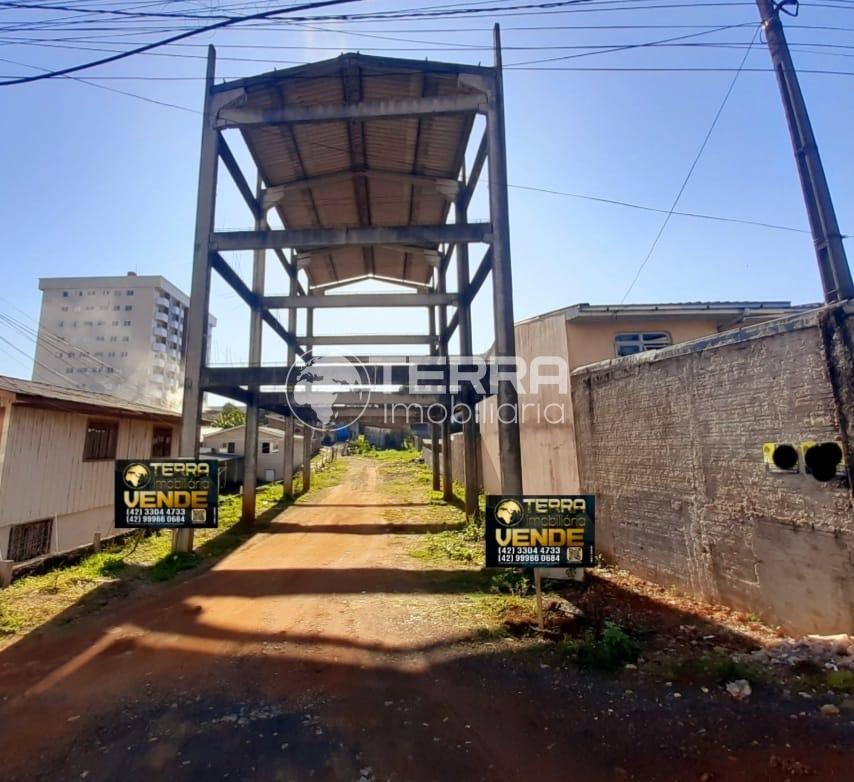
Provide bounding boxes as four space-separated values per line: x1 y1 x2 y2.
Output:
0 405 179 559
479 312 580 494
565 315 726 370
570 304 854 634
202 427 305 482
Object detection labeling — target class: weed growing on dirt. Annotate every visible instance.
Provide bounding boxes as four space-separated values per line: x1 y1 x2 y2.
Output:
562 622 640 671
655 652 770 686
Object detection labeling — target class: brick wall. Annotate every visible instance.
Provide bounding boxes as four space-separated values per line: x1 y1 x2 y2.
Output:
571 303 854 634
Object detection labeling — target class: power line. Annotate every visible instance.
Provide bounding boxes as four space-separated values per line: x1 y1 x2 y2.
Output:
620 23 762 302
0 0 368 85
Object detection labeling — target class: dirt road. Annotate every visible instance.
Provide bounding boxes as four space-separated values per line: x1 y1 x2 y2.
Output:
0 456 851 781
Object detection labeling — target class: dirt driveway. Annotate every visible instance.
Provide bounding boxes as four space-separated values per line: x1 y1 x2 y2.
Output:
0 456 851 781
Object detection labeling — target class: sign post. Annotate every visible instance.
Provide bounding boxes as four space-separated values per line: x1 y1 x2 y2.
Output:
485 495 595 630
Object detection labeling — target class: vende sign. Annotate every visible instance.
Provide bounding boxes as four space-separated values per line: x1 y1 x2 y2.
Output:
485 495 595 569
115 459 219 529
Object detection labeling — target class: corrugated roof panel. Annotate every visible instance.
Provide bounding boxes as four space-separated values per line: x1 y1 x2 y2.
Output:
231 53 481 288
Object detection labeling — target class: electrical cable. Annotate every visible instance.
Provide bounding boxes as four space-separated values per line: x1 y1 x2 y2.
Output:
619 23 762 302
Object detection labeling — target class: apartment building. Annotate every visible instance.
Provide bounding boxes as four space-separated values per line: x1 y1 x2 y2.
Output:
33 273 215 411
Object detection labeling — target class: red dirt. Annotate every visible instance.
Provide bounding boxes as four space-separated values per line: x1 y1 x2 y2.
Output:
0 457 851 781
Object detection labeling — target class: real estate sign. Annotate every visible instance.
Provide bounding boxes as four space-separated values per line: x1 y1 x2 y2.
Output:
115 459 219 529
485 495 595 568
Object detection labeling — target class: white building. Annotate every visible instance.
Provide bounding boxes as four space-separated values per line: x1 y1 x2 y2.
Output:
0 375 180 565
33 273 215 411
202 425 307 483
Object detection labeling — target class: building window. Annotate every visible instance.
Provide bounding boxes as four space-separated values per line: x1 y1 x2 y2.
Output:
62 291 69 297
123 320 131 327
7 519 53 562
126 290 134 296
614 332 672 357
261 442 271 454
226 442 235 454
125 305 133 311
113 305 120 311
151 426 173 458
83 419 118 461
57 320 64 327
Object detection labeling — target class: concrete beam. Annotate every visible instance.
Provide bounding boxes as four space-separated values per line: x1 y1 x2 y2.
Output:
210 223 490 252
218 136 261 220
216 93 485 128
264 293 457 309
210 253 304 356
262 169 460 209
301 334 435 347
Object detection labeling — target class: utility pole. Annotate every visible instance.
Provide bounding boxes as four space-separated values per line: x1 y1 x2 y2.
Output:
756 0 853 302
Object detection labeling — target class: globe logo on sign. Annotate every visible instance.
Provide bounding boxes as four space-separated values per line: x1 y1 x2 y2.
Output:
494 498 524 527
122 462 151 489
285 353 371 433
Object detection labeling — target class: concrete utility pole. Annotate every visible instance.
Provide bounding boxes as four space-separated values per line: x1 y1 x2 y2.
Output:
756 0 853 302
488 24 524 494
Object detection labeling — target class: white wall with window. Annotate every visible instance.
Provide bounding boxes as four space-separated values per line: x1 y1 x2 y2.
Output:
0 387 179 564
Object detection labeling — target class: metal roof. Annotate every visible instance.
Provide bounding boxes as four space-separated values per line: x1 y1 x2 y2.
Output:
0 375 180 420
516 300 820 325
223 53 484 289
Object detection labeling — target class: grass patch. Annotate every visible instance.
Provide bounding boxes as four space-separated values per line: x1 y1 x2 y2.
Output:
0 464 346 644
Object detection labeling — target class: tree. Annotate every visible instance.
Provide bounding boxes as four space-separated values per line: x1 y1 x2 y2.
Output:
213 403 245 429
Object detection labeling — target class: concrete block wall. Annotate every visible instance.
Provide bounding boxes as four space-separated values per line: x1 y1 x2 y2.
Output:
571 303 854 635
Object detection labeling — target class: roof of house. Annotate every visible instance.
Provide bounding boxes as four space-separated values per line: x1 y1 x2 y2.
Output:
0 375 181 421
202 424 302 440
518 300 821 326
218 52 484 289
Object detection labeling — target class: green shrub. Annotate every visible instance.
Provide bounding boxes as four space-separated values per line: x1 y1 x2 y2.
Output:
565 622 639 671
490 570 533 596
827 670 854 692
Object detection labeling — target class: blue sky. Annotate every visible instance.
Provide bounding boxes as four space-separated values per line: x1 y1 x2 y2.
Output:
1 0 853 377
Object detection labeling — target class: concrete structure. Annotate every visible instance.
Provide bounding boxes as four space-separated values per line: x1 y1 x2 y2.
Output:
480 301 814 494
422 431 481 492
33 273 215 411
202 425 306 483
571 302 853 634
176 33 523 552
0 376 179 565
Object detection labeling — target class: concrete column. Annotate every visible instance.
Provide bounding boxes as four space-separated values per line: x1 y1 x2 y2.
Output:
175 45 219 553
487 26 523 496
300 296 315 494
437 269 453 501
282 263 298 499
428 304 441 492
242 172 266 523
455 185 480 519
302 428 313 493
